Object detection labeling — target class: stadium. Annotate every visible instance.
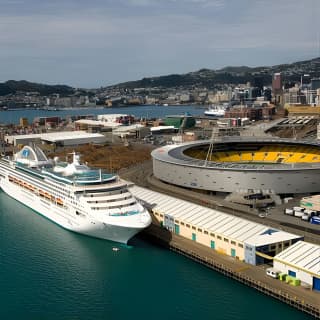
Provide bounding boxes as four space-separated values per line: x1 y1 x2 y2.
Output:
151 137 320 195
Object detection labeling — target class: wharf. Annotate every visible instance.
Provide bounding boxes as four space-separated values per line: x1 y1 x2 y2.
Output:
120 160 320 317
142 224 320 319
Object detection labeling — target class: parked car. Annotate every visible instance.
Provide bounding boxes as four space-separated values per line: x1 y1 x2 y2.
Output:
266 268 280 279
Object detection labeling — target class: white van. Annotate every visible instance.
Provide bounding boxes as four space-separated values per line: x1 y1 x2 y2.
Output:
266 268 280 279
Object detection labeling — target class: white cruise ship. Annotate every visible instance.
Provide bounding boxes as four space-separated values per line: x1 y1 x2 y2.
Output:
0 145 151 243
204 104 228 117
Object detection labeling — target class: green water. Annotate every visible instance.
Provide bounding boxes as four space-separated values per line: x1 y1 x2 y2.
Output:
0 192 314 320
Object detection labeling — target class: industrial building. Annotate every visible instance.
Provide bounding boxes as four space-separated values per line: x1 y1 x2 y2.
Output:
164 115 195 129
74 119 122 130
97 114 135 125
112 124 150 139
130 186 302 265
273 241 320 291
5 131 107 146
151 137 320 195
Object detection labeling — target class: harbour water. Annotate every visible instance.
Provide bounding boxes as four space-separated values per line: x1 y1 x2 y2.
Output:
0 107 314 319
0 192 313 320
0 105 205 125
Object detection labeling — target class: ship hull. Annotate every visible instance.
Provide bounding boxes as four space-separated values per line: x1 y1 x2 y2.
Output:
204 111 225 117
0 179 147 244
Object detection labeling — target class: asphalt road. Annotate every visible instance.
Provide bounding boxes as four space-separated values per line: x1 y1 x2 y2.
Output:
119 159 320 245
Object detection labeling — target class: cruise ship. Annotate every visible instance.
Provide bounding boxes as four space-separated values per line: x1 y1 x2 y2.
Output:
0 145 152 243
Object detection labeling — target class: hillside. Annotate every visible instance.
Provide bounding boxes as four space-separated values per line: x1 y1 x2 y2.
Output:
2 57 320 94
107 57 320 89
0 80 75 96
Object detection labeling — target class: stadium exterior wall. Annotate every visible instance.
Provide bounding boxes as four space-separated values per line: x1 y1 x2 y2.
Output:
151 141 320 195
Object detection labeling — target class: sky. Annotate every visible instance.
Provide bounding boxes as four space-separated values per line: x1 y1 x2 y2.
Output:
0 0 320 88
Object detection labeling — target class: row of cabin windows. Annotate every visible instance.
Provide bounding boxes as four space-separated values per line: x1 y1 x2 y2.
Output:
91 202 136 210
9 175 67 200
154 212 244 248
85 189 127 197
87 195 133 204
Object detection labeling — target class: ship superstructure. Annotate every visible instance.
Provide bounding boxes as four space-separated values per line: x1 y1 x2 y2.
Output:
204 104 228 117
0 145 151 243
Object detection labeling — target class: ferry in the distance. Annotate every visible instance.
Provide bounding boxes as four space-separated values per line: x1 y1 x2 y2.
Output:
204 103 228 117
0 145 151 243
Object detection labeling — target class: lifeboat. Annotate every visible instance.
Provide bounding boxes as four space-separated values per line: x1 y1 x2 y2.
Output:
44 192 51 199
56 198 63 206
39 190 45 197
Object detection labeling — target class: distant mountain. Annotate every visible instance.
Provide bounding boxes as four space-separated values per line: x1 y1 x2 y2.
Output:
107 57 320 89
0 80 74 96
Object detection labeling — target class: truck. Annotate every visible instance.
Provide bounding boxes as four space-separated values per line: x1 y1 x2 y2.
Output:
304 209 316 217
310 216 320 225
284 208 294 215
301 214 310 221
294 210 304 218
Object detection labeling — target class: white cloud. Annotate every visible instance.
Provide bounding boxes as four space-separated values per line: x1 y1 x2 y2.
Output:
0 0 318 86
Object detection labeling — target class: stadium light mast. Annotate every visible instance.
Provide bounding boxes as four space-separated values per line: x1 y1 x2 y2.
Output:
204 128 219 166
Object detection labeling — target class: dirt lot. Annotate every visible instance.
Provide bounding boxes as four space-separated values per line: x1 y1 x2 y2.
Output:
47 143 154 172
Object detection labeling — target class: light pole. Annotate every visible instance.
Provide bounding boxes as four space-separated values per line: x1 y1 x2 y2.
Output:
300 74 310 89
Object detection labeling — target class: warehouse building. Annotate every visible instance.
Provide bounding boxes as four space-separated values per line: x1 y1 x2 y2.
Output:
74 119 122 130
5 131 107 146
164 115 195 129
130 186 302 265
273 241 320 291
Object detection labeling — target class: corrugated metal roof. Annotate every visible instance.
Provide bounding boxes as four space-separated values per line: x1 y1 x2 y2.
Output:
274 241 320 275
130 185 301 246
6 131 105 142
75 119 122 127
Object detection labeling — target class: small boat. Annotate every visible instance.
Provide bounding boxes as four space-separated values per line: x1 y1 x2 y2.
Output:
112 247 120 252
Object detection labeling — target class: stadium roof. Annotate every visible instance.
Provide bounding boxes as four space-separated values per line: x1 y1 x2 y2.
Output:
130 185 301 246
151 137 320 170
